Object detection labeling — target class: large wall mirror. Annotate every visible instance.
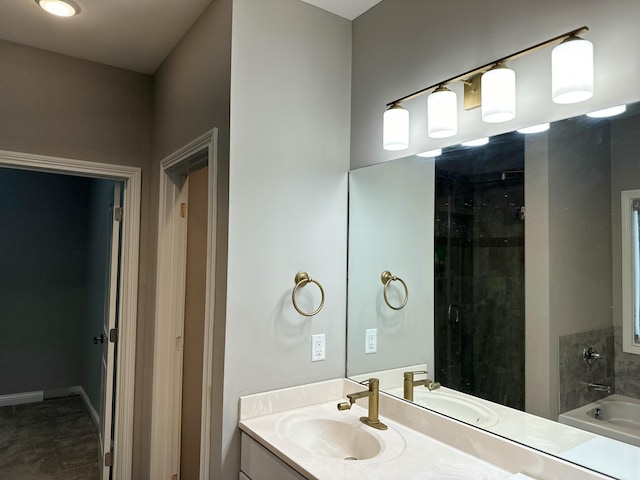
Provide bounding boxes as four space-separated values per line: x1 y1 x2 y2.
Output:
347 101 640 479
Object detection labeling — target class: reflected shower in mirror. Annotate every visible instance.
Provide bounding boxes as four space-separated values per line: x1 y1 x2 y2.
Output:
347 101 640 480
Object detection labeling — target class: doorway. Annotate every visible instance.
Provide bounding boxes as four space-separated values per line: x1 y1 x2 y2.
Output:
0 150 141 479
150 129 218 480
0 168 121 479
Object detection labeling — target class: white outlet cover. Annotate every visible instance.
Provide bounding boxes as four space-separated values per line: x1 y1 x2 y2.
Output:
365 328 377 354
311 333 326 362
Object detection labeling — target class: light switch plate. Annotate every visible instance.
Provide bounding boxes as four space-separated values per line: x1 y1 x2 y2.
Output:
365 328 377 354
311 334 325 362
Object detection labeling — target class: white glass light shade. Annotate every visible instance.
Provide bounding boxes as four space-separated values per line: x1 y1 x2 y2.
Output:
416 149 442 158
462 137 489 147
481 65 516 123
428 87 457 138
383 105 409 151
517 123 550 134
586 104 626 118
38 0 77 16
552 37 593 104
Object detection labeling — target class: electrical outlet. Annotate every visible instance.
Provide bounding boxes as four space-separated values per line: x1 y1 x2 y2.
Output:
365 328 377 354
311 334 325 362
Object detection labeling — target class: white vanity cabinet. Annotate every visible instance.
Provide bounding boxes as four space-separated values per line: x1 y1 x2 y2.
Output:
240 433 307 480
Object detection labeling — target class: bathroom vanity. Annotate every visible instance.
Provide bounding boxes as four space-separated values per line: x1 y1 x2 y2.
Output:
238 379 615 480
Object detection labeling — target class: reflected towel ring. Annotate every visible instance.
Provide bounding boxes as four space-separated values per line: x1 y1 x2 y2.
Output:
292 272 325 317
381 271 408 310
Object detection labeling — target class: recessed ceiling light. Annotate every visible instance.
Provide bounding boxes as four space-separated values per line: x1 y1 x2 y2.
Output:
37 0 79 17
586 105 627 118
461 137 489 147
416 149 442 158
517 123 550 134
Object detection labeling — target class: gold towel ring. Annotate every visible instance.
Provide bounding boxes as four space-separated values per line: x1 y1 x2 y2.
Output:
292 272 325 317
381 271 408 310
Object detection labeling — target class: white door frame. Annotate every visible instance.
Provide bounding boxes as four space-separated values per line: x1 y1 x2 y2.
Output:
150 129 218 480
0 149 141 480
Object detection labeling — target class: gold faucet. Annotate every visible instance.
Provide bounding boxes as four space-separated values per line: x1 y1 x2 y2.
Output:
337 378 388 430
403 371 441 401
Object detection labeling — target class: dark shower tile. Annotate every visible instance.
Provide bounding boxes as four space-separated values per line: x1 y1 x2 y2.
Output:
617 374 640 398
560 388 579 413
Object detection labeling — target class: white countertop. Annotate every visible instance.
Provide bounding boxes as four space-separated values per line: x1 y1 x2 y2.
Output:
240 400 512 480
238 378 613 480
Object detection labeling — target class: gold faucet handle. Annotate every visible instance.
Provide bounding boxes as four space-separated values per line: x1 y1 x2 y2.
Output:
359 377 379 386
427 381 441 391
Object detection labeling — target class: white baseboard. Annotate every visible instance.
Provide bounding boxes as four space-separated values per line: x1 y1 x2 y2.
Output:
71 386 100 430
0 391 44 407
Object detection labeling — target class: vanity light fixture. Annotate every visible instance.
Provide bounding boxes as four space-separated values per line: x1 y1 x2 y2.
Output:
552 35 593 104
416 149 442 158
37 0 79 17
428 86 457 138
461 137 489 147
383 104 410 151
382 26 591 151
481 64 516 123
586 104 627 118
517 123 550 134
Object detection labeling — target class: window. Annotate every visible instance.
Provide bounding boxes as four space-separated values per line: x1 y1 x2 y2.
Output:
622 190 640 354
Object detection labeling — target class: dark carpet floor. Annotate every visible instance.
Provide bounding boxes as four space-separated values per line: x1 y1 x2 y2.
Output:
0 396 100 480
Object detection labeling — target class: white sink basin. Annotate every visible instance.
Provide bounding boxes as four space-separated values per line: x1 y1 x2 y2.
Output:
284 418 381 460
274 406 406 463
410 390 499 427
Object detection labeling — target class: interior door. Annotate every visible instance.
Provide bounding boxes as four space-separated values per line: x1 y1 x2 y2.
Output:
99 183 122 480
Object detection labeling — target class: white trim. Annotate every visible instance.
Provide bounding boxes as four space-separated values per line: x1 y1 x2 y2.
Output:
0 150 141 480
0 391 44 407
199 128 218 478
69 386 100 430
150 129 218 480
622 189 640 355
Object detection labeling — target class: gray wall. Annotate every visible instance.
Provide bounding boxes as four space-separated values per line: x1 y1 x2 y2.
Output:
548 118 613 338
151 3 351 479
351 0 640 169
224 0 351 477
0 39 153 477
150 0 232 476
525 119 613 420
0 168 90 395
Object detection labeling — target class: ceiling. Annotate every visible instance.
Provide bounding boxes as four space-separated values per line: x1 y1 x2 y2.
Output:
0 0 382 75
301 0 382 20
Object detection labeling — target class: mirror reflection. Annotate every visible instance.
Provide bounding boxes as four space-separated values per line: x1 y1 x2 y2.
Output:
347 101 640 479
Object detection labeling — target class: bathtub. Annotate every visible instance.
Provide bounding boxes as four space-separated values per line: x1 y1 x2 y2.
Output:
558 394 640 447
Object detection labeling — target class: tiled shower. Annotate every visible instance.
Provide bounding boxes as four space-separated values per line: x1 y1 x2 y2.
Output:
434 134 526 410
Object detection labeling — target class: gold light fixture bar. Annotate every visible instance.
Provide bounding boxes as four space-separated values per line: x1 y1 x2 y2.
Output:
386 26 589 109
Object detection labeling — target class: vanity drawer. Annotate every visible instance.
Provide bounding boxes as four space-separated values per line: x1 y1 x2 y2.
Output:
240 432 307 480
